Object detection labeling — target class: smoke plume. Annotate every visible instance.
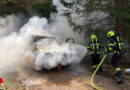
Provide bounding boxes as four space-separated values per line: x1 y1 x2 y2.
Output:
0 0 87 74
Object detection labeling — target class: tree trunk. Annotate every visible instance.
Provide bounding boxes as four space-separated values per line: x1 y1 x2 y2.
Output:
114 0 129 36
114 0 121 35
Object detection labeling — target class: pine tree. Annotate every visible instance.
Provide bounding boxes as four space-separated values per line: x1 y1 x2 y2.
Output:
61 0 130 39
0 0 56 18
104 0 130 38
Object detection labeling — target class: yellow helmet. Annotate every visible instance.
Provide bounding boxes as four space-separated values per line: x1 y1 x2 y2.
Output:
91 34 97 42
107 31 115 38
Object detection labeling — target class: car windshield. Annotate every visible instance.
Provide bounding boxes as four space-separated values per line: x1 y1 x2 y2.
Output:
32 36 61 53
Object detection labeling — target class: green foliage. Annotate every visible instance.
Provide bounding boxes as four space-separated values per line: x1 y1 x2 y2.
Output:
61 0 112 38
0 0 56 18
4 0 17 6
85 0 103 11
61 0 130 39
0 0 24 15
61 0 74 8
85 0 130 38
103 1 130 38
32 0 55 18
104 2 130 23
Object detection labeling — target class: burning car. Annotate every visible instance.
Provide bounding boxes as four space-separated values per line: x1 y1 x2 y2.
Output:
31 34 87 71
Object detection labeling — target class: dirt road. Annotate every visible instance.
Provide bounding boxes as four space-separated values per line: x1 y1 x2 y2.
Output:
3 63 129 90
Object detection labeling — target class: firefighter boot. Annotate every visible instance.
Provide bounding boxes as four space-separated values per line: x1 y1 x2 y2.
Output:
116 71 125 84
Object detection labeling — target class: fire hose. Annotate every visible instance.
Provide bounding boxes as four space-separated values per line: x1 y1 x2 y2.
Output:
91 54 106 90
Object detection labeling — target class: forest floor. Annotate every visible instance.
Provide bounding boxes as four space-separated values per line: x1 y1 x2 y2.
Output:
3 61 130 90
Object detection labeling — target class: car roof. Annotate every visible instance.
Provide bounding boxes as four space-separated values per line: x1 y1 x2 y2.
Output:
32 34 54 38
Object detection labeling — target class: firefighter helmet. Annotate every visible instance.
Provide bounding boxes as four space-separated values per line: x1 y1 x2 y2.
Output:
91 35 97 41
107 31 115 38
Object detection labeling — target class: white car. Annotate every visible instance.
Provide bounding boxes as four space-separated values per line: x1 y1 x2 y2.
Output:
31 34 87 71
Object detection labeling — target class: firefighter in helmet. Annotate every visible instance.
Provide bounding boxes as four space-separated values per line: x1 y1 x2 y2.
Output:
106 30 125 84
87 35 103 73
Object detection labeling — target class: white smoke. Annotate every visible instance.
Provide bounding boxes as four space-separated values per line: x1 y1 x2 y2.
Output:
22 16 87 70
52 0 87 44
34 38 87 70
50 14 86 44
0 28 29 75
32 0 87 70
0 16 48 74
53 0 67 14
0 14 27 37
0 0 87 74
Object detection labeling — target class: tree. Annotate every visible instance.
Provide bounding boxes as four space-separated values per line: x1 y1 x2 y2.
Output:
32 0 56 18
104 0 130 38
61 0 130 39
0 0 56 18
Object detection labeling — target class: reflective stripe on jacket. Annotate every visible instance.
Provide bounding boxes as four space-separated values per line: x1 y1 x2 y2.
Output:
108 36 120 55
87 40 102 54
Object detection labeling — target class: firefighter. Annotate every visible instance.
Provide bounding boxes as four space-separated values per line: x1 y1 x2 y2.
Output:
87 35 103 73
106 30 125 84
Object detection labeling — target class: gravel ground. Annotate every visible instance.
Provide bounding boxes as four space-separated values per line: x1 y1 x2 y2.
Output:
3 63 129 90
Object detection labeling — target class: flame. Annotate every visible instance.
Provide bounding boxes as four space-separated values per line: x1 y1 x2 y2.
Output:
57 64 62 71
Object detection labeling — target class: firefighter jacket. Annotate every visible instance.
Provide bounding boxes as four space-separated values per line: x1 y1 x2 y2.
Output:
87 40 102 54
107 36 120 55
